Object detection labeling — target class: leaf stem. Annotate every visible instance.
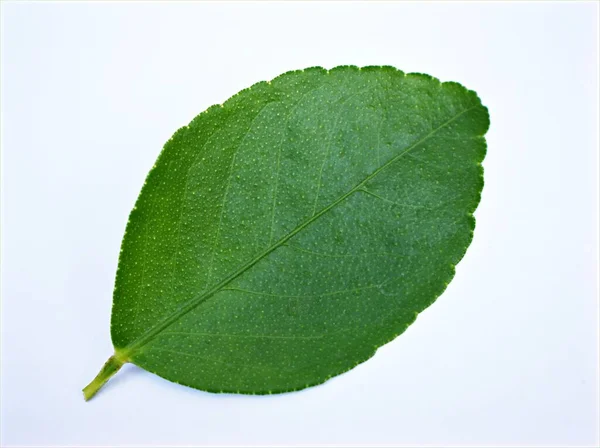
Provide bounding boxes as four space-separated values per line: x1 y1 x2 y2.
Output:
82 353 127 401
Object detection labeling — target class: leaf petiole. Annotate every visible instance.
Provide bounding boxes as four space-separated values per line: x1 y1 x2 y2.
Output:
82 352 128 401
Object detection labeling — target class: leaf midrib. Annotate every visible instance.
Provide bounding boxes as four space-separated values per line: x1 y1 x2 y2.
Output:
122 104 478 357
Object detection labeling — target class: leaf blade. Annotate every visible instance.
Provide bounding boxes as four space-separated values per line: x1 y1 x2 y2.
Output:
107 66 489 395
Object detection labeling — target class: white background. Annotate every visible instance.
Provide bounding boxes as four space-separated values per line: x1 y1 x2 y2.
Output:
1 2 598 447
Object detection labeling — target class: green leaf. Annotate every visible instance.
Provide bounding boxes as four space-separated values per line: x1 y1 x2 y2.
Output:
83 65 489 400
